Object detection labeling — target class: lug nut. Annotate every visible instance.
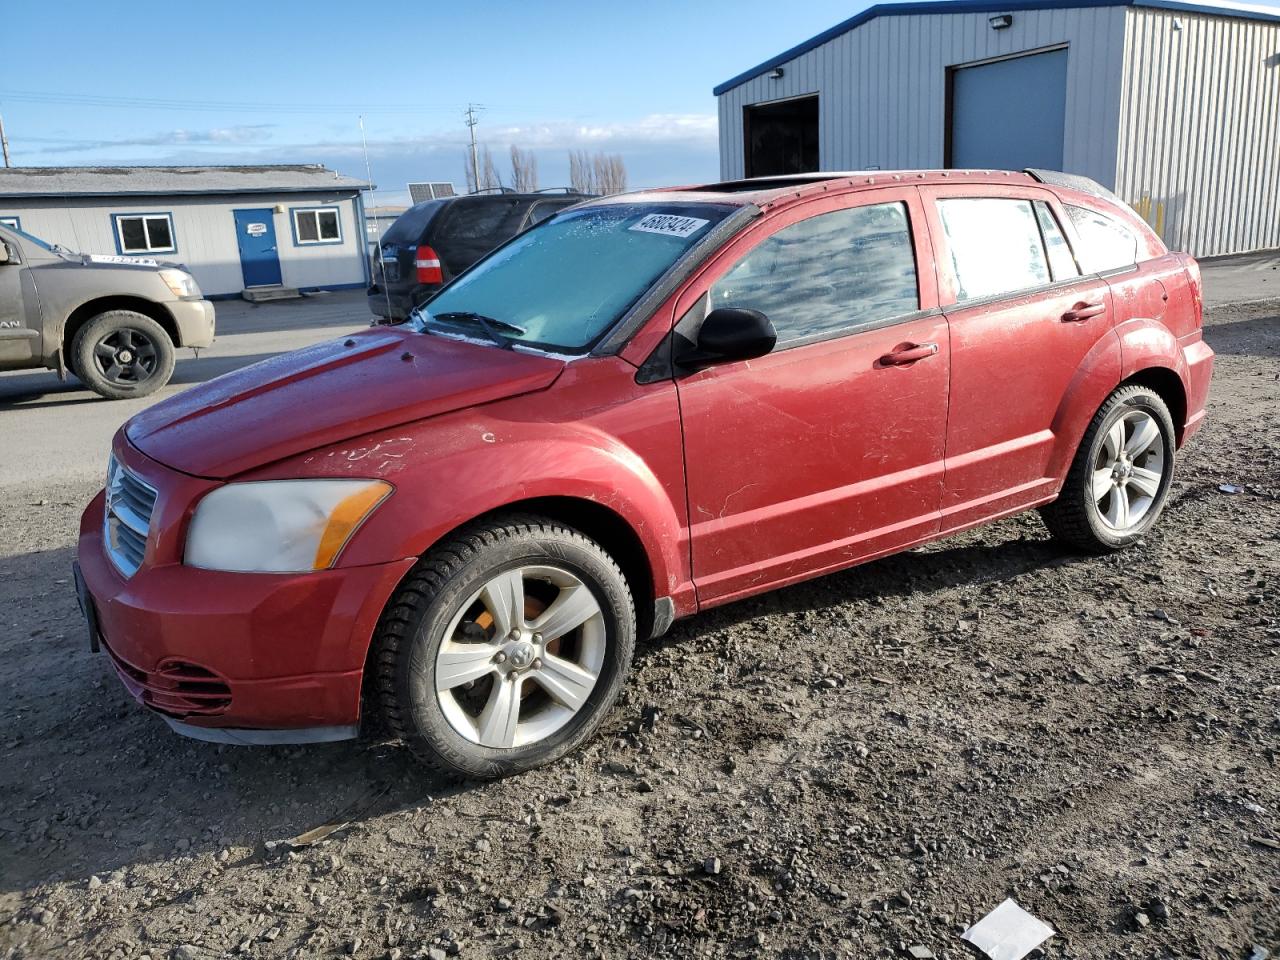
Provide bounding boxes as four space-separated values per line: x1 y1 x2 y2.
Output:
532 633 542 643
530 658 542 670
494 652 507 664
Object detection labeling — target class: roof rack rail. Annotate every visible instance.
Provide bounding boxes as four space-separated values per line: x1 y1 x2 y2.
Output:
534 186 581 194
1024 169 1125 206
469 186 516 195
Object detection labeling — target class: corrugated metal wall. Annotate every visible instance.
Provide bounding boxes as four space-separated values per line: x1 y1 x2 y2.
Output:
0 192 366 296
717 6 1128 186
1116 8 1280 256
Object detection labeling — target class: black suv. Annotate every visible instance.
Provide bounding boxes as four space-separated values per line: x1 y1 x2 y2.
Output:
367 190 589 321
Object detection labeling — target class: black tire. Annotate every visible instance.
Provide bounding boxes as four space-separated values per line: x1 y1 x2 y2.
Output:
70 311 175 400
1040 385 1176 553
373 515 636 779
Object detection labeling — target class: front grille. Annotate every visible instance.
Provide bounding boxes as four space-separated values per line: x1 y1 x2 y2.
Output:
104 457 157 577
103 641 232 717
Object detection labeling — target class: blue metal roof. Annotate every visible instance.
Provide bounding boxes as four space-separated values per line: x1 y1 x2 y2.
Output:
713 0 1280 95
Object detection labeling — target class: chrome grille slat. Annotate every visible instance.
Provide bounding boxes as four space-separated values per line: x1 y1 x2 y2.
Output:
104 456 157 577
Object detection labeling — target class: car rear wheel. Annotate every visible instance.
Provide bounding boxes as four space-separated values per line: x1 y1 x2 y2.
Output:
373 515 635 779
71 311 176 400
1040 384 1176 552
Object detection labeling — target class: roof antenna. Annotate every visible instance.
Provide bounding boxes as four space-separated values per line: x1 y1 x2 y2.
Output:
358 115 394 323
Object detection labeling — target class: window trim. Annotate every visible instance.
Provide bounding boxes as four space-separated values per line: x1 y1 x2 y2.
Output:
111 212 177 255
0 215 20 231
1032 200 1082 282
289 206 344 246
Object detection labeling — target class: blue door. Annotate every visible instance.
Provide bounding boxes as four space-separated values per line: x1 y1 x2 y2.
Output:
233 208 282 287
949 48 1068 171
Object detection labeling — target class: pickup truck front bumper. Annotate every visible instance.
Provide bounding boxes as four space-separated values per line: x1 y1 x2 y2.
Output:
171 298 216 349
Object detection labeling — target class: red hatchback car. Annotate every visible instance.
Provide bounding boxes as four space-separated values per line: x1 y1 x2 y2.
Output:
75 169 1213 778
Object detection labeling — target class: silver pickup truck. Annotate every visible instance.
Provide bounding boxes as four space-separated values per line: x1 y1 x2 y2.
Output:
0 223 215 399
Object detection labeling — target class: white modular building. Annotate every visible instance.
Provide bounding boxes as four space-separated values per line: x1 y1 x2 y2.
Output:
0 165 372 297
714 0 1280 256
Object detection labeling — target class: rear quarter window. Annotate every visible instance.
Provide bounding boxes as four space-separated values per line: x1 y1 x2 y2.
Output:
382 202 442 246
1065 204 1139 273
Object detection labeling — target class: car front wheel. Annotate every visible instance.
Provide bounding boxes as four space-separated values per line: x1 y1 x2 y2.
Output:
71 311 176 400
1040 384 1176 552
373 515 636 779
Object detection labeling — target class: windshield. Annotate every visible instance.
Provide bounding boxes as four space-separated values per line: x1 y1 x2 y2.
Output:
2 224 55 252
408 202 734 351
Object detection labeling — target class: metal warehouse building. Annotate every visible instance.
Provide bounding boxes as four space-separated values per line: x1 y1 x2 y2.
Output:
714 0 1280 257
0 165 371 298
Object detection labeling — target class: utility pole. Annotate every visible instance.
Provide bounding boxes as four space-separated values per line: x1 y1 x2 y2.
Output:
464 104 481 192
0 114 11 168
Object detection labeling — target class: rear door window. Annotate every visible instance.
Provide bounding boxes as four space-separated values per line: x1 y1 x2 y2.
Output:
709 201 919 346
1065 204 1139 273
936 198 1050 301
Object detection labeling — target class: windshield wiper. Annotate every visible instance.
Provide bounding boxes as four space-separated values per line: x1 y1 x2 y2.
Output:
430 311 526 349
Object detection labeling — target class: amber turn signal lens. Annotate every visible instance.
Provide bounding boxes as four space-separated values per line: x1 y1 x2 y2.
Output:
312 481 393 569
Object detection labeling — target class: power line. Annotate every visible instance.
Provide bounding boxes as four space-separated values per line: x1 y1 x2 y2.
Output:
0 89 507 116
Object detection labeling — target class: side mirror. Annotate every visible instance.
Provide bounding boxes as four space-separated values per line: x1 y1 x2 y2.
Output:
677 307 776 369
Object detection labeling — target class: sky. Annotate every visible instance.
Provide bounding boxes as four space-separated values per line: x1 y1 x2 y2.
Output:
2 0 863 204
5 0 1280 206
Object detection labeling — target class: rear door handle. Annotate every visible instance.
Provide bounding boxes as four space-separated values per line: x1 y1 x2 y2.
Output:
1062 301 1106 322
879 342 938 366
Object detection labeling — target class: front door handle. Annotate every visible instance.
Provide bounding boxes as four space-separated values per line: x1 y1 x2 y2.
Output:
1062 301 1106 322
879 342 938 366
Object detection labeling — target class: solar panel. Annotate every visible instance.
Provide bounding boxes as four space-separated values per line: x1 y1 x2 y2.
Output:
408 181 457 203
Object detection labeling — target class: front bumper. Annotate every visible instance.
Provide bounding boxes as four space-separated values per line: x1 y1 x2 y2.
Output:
75 450 415 740
170 298 216 349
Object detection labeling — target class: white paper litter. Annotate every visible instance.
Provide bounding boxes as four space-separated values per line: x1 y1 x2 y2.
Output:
961 898 1055 960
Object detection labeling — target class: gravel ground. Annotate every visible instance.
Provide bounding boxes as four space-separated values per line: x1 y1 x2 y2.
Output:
1 300 1276 960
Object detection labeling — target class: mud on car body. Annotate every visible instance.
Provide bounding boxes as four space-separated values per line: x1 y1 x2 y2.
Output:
74 169 1213 778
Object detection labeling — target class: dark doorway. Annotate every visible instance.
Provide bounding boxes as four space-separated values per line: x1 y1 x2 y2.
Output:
744 95 819 178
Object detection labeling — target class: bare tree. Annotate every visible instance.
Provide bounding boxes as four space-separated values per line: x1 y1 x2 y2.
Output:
465 145 503 193
509 145 539 192
594 153 628 195
568 149 594 194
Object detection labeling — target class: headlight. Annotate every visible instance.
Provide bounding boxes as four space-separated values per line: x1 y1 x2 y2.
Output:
159 268 199 298
185 480 392 573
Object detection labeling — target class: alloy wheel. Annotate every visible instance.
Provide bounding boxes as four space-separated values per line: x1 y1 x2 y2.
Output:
434 565 606 749
92 328 160 385
1093 409 1166 532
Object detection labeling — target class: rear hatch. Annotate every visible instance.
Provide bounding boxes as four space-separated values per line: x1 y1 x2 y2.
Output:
374 201 444 288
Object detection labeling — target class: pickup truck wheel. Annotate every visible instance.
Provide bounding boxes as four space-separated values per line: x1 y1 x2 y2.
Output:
1040 385 1175 552
71 311 175 400
373 515 636 779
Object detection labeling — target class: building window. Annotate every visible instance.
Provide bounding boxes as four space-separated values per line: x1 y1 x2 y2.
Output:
113 213 176 254
292 207 343 245
0 216 20 231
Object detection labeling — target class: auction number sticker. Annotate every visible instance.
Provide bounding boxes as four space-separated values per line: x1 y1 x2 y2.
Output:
629 213 710 239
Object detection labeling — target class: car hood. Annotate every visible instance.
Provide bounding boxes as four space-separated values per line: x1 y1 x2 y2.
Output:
125 328 566 479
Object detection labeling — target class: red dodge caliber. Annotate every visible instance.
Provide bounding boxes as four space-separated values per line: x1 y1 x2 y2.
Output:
75 170 1214 778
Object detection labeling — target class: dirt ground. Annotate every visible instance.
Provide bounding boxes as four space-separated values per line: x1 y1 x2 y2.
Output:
1 300 1276 960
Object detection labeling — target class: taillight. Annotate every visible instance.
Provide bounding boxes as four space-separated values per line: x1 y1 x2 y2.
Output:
414 245 443 285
